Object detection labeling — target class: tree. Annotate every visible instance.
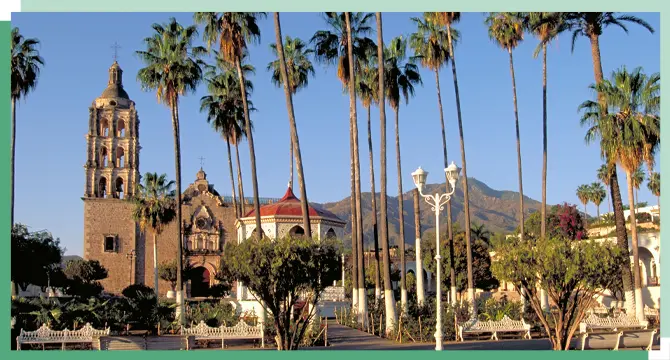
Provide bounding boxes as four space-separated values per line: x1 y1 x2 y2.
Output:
10 28 44 229
596 164 613 215
647 172 660 217
132 172 177 298
424 12 475 312
492 235 623 350
589 182 606 221
522 12 564 245
11 224 62 294
409 14 460 305
522 203 587 241
221 236 340 350
576 184 591 218
158 259 195 291
62 259 108 298
384 35 422 312
136 18 206 324
194 11 267 240
375 11 398 335
564 10 654 321
579 66 660 322
200 53 256 219
268 35 315 190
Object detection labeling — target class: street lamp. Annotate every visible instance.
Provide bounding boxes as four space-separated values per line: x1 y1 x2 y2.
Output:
411 162 460 351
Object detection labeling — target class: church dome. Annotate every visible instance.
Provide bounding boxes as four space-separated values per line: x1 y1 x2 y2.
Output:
243 187 344 224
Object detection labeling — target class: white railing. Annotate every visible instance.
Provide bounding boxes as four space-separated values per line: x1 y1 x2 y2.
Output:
321 286 346 302
181 320 264 348
16 323 110 350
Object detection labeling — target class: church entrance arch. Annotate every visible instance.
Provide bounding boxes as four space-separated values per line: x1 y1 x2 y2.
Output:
190 266 211 298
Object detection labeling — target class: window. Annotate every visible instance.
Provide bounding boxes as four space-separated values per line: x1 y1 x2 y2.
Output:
104 235 117 252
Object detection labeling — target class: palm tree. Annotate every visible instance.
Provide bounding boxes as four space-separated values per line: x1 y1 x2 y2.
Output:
10 27 44 229
267 35 315 189
647 172 660 218
356 59 382 300
470 223 491 246
427 11 476 315
132 173 177 298
376 11 397 335
311 12 376 315
486 12 526 242
632 167 645 214
194 11 267 239
384 35 422 312
409 13 460 307
564 11 654 318
522 12 563 241
576 184 591 218
136 18 205 325
580 66 660 322
597 164 613 215
272 13 313 237
200 53 256 219
589 182 606 221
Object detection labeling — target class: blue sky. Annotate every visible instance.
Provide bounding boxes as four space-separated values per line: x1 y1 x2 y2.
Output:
12 12 660 256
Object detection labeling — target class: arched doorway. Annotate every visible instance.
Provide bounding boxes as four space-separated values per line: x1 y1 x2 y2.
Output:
289 225 305 238
190 266 211 298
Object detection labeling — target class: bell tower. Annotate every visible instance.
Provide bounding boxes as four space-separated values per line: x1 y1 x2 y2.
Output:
84 61 140 199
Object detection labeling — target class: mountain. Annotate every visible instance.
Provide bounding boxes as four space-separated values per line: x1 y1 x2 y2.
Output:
312 177 544 247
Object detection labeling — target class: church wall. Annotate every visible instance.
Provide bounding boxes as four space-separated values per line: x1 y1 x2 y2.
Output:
83 198 140 294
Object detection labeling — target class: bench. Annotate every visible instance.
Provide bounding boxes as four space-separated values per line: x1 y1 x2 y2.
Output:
16 323 110 350
575 313 656 350
579 312 648 333
181 320 265 348
457 315 531 342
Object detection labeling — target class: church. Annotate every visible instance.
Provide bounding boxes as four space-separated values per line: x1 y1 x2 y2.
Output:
82 61 347 305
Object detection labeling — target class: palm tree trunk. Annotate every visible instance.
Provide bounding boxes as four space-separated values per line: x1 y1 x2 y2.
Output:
508 48 525 242
413 189 424 305
367 105 381 300
235 58 262 238
393 107 407 313
344 11 367 323
11 98 16 229
153 233 159 298
625 171 645 321
541 44 548 239
589 33 635 315
349 112 359 310
435 68 457 306
170 99 185 325
235 144 246 216
376 11 397 335
225 135 239 218
273 12 312 236
447 21 475 316
289 136 294 189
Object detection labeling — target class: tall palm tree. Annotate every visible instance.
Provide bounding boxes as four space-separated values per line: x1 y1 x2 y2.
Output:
376 11 397 335
200 53 256 219
576 184 591 218
384 35 422 312
589 182 607 221
356 59 382 300
311 12 376 315
272 13 313 237
597 164 613 215
522 12 563 241
580 66 660 322
136 18 205 325
194 11 267 239
647 172 660 219
427 12 475 315
409 13 460 307
564 11 654 318
10 27 44 229
486 12 526 241
132 173 177 298
267 35 315 189
632 167 645 214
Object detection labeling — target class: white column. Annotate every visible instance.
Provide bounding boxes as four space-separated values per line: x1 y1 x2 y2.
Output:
416 239 425 305
540 288 549 311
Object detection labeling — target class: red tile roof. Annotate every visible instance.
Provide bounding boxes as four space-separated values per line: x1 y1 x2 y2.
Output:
243 187 344 222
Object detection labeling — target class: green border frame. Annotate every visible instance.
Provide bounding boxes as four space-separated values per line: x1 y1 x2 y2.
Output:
4 0 666 357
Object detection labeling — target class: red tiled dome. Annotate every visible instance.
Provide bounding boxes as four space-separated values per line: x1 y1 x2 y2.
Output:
243 187 343 222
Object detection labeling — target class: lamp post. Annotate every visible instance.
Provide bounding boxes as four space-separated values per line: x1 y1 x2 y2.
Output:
411 162 460 351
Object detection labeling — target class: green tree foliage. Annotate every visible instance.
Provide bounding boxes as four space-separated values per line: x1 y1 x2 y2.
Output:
221 236 341 350
491 236 622 350
158 259 195 290
62 259 108 298
11 224 63 292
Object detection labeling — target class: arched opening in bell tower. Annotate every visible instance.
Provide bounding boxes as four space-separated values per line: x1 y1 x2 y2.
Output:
117 119 126 137
100 118 110 137
99 177 108 198
115 177 125 199
116 147 125 168
100 147 109 168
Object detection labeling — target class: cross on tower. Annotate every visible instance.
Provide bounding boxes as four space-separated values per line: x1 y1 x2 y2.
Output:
198 156 206 168
111 42 121 61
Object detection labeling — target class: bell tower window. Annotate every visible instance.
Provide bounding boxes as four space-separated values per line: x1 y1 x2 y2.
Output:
115 177 124 199
117 119 126 137
100 118 110 137
99 177 108 198
116 147 125 168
